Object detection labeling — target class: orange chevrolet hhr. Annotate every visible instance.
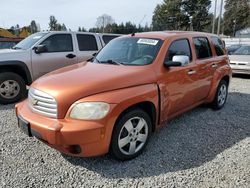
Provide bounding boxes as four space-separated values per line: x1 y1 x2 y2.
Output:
16 31 232 160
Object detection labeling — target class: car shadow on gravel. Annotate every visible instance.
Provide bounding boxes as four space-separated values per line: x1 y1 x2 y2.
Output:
63 92 250 178
232 74 250 79
0 104 15 111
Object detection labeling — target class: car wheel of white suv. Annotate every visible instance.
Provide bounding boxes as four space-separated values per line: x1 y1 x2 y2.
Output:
0 72 26 104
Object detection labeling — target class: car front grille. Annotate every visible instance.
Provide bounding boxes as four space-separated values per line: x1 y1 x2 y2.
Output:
28 88 57 118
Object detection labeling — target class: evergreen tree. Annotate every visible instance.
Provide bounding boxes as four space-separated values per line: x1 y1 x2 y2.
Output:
152 0 212 31
49 15 58 31
61 24 67 31
223 0 250 36
30 20 38 33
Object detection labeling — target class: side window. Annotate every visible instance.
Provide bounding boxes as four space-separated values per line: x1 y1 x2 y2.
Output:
193 37 212 59
211 36 225 56
41 34 73 52
102 35 119 44
77 34 98 51
165 39 192 62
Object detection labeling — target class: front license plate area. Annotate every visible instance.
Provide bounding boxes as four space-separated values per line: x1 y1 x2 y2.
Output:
18 116 32 137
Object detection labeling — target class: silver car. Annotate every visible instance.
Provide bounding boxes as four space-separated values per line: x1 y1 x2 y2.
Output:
229 45 250 75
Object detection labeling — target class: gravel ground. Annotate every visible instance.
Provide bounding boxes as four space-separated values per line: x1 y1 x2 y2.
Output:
1 75 250 188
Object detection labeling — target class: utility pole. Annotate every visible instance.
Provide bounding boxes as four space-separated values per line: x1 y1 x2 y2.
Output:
102 16 105 33
212 0 218 33
233 19 237 37
217 0 224 35
189 16 193 31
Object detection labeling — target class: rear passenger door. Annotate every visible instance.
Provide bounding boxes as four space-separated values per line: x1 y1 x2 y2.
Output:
76 34 101 62
192 37 215 102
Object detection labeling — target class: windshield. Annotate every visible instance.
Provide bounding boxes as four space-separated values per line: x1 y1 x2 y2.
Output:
13 32 48 50
233 46 250 55
95 37 162 65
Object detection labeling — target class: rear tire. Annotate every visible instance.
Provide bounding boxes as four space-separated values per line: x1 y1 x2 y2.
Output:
0 72 27 104
211 79 228 110
110 108 152 161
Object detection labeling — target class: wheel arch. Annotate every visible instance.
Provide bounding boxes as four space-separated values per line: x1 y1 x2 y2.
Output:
205 65 231 103
0 61 32 85
221 75 230 86
114 101 157 133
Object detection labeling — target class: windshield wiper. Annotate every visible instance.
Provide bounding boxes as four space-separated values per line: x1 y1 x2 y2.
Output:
101 59 124 65
95 57 101 64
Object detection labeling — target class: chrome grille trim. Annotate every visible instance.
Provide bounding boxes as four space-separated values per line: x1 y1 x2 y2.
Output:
28 88 57 118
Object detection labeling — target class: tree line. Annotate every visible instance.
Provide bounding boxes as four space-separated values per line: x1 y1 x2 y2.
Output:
152 0 250 36
7 0 250 37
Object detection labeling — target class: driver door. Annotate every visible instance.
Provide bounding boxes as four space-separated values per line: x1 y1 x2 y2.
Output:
31 33 77 80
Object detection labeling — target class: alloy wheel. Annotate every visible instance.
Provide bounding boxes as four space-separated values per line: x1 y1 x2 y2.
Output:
0 80 20 99
118 117 148 155
218 84 227 106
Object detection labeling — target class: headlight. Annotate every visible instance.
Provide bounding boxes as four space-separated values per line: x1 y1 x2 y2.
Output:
70 102 110 120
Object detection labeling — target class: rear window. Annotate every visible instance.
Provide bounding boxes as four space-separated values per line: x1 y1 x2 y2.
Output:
193 37 212 59
211 36 225 56
77 34 98 51
102 35 119 44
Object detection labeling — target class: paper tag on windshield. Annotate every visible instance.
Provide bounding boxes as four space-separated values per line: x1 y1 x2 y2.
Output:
137 38 158 45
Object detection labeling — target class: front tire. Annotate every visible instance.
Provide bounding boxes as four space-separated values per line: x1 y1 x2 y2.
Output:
211 79 228 110
0 72 27 104
110 108 152 161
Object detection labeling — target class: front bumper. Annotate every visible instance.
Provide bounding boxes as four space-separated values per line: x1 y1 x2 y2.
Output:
15 100 111 157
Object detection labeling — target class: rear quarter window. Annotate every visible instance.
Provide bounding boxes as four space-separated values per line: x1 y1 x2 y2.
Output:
211 36 225 56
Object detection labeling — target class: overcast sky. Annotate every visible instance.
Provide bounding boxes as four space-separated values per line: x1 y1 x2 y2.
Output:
0 0 222 31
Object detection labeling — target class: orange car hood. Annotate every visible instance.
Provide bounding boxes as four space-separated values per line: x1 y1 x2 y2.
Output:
32 62 156 118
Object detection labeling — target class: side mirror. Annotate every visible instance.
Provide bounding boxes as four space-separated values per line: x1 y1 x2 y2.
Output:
34 45 47 54
164 55 190 67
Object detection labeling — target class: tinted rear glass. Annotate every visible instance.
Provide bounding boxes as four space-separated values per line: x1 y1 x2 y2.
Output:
211 36 225 56
102 35 119 44
77 34 98 51
193 37 212 59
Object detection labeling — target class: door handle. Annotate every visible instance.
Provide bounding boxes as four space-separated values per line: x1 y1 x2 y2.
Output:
66 54 76 59
188 70 196 75
211 64 218 68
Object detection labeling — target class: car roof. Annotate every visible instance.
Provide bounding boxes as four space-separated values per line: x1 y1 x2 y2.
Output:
126 31 219 40
43 31 121 36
